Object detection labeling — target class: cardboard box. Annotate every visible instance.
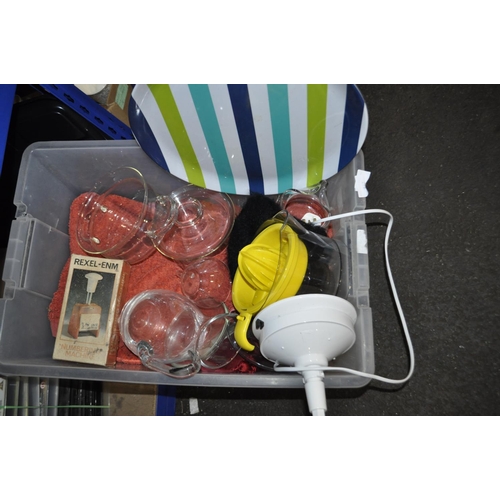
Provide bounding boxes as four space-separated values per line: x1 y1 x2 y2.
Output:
105 84 132 126
53 255 130 367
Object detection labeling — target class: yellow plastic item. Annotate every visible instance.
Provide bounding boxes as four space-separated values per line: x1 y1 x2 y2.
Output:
232 222 308 351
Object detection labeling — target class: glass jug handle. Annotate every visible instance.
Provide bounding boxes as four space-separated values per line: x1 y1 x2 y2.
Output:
137 340 201 379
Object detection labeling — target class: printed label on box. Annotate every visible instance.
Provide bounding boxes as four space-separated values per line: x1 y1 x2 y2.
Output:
80 313 101 331
53 255 130 367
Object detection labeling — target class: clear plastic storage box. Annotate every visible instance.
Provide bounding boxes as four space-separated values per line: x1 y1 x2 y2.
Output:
0 141 373 388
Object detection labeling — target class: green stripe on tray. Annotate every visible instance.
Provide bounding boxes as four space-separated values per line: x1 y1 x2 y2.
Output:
188 84 236 193
307 84 328 186
148 84 206 188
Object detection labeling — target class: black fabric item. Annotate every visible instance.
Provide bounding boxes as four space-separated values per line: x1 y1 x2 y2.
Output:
227 194 329 279
226 194 282 279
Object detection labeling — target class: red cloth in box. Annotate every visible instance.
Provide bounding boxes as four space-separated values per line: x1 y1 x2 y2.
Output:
48 193 255 373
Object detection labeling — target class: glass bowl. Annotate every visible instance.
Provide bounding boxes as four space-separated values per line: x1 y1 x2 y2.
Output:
76 167 177 264
154 185 235 262
180 258 231 309
119 289 239 377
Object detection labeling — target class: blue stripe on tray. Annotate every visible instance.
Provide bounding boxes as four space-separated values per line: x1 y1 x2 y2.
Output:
338 85 365 170
268 84 293 193
188 84 236 194
128 95 169 172
227 84 265 195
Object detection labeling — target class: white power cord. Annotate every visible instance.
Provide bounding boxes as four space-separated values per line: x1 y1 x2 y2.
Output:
273 209 415 385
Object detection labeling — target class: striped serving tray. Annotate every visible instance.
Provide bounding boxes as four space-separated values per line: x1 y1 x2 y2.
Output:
129 84 368 195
